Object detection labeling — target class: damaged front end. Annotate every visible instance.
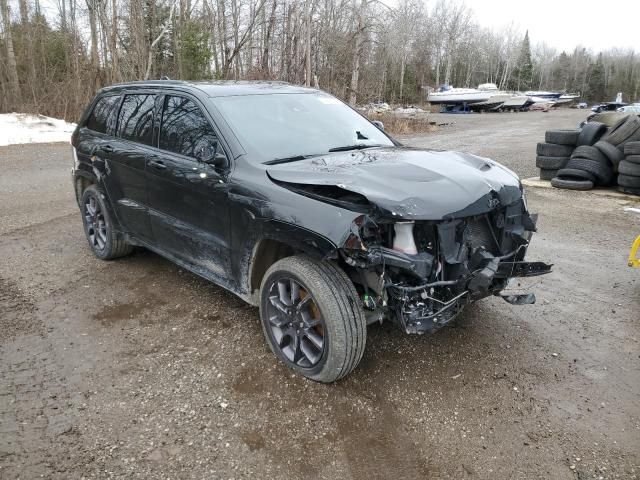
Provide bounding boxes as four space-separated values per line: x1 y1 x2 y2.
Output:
339 195 552 334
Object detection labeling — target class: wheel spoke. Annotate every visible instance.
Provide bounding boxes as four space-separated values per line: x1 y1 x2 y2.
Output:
296 295 312 312
87 197 97 216
303 329 323 350
300 338 321 365
300 309 320 327
292 334 302 364
269 295 288 314
277 280 290 305
290 279 300 304
268 313 288 328
97 225 107 242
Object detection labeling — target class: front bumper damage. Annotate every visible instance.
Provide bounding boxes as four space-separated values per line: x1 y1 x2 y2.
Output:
340 197 552 334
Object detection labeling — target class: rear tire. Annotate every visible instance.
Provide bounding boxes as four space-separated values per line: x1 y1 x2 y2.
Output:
259 255 366 383
80 185 133 260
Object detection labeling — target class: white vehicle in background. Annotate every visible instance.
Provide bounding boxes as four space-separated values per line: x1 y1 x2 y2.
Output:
617 105 640 114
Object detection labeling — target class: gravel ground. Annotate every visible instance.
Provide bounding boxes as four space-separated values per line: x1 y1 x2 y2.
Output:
1 109 639 479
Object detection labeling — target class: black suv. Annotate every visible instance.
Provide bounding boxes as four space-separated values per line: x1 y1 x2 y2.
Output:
72 80 550 382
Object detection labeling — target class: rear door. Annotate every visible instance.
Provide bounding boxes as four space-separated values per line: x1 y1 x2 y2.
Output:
74 93 121 191
104 92 157 240
147 94 232 282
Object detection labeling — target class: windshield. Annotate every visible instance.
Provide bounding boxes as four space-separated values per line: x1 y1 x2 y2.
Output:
210 92 394 162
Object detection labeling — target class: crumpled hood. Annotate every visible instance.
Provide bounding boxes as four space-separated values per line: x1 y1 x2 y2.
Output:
266 147 522 220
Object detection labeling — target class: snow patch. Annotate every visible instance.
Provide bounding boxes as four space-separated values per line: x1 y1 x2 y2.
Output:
0 113 76 146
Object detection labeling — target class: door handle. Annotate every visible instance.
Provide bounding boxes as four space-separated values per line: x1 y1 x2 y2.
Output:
149 160 167 170
101 144 114 153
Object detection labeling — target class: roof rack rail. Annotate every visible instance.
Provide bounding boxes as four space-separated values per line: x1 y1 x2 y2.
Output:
160 75 171 80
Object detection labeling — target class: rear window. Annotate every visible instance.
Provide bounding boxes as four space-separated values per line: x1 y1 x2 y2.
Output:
86 95 120 134
117 94 156 145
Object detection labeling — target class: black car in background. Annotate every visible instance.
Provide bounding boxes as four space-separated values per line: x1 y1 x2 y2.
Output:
72 80 550 382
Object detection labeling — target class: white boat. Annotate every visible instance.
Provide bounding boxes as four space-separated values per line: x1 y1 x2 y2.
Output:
528 95 556 104
502 95 530 108
428 83 498 105
469 93 512 111
524 90 562 100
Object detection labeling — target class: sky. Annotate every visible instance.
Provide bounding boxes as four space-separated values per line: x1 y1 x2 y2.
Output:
469 0 640 52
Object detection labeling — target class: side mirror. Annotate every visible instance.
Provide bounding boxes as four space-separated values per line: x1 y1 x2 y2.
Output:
196 141 228 168
371 120 385 131
204 151 228 168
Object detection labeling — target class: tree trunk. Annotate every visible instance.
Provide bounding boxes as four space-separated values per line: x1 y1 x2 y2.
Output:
0 0 21 107
261 0 277 74
399 55 405 102
110 0 119 82
348 0 365 106
145 3 176 80
304 0 311 86
18 0 28 23
86 0 101 92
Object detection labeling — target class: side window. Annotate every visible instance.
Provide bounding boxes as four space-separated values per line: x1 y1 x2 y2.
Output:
117 94 156 145
160 95 218 159
86 95 120 134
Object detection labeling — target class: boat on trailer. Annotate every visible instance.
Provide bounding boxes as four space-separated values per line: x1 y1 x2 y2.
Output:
427 83 499 105
524 90 562 100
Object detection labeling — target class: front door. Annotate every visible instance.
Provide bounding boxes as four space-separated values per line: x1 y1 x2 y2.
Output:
146 94 232 284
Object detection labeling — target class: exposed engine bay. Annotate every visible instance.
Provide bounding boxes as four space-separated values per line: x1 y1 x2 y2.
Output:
339 197 552 333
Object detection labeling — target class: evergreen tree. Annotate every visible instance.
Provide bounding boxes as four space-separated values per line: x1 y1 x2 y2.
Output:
587 53 606 101
512 31 533 91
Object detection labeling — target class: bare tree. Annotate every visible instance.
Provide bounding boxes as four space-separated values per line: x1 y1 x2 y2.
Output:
0 0 21 107
144 2 177 80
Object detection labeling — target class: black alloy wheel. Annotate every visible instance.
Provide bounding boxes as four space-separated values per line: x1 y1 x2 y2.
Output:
264 276 326 368
259 255 367 383
80 185 133 260
84 192 108 252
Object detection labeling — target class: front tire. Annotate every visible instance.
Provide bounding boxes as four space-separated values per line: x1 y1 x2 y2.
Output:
259 256 366 383
80 185 133 260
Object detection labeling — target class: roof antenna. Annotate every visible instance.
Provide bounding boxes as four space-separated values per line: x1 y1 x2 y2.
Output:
160 75 170 80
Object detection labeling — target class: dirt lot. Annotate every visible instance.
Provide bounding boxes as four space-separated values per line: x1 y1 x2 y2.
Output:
1 109 639 479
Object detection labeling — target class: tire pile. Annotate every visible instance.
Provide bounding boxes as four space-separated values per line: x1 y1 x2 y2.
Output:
536 115 640 195
619 142 640 196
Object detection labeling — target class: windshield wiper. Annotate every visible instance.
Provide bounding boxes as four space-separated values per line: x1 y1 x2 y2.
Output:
328 144 382 152
265 144 383 165
264 154 322 165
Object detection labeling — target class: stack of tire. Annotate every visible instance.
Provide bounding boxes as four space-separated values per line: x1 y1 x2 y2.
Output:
549 122 609 190
536 130 579 180
618 141 640 196
550 115 640 192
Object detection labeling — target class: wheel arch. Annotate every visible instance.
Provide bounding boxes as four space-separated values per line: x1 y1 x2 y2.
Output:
246 222 339 301
74 170 97 207
74 170 125 235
